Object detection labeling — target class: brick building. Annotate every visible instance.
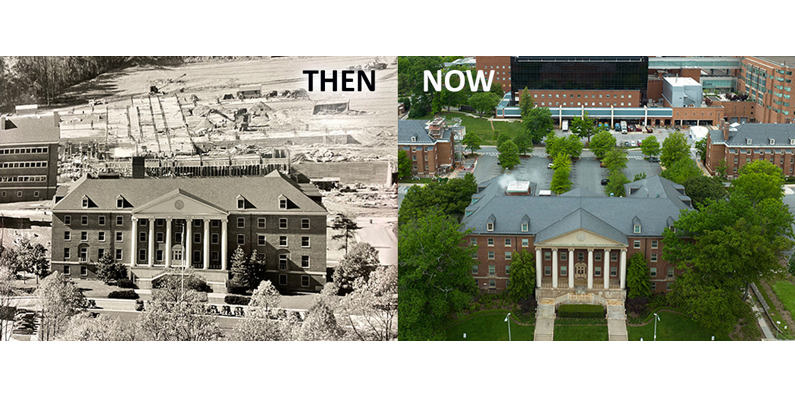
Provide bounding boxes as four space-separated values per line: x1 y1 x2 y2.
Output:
461 175 691 301
398 118 456 177
0 112 60 203
705 120 795 178
50 169 328 292
737 56 795 124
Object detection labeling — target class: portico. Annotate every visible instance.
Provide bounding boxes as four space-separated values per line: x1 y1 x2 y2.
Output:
130 189 230 270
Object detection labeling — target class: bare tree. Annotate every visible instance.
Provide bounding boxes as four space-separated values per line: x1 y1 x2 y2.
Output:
36 272 87 341
339 264 398 341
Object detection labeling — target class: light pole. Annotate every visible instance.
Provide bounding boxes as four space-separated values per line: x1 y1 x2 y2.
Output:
504 313 512 342
653 313 661 341
776 321 781 339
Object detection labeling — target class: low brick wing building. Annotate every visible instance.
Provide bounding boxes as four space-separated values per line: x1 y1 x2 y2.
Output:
398 119 455 177
0 112 60 203
50 169 328 293
706 120 795 178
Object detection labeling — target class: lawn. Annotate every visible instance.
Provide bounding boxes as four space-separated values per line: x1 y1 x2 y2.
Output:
626 311 730 341
446 311 535 341
771 280 795 322
553 325 609 341
410 111 525 145
753 278 794 339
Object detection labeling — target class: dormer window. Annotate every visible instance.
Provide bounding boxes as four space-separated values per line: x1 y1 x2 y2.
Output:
770 138 775 145
632 216 642 234
747 138 752 145
520 214 530 232
790 138 794 145
279 195 287 210
486 214 496 232
521 223 528 232
116 195 124 209
411 135 417 142
237 195 246 210
634 225 641 234
487 223 494 231
81 196 89 209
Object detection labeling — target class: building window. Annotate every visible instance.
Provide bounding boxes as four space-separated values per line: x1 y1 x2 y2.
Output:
64 231 71 241
156 250 163 262
651 240 658 249
98 248 105 259
611 267 617 277
302 237 310 248
64 265 70 275
472 252 478 259
611 252 618 262
98 216 105 226
64 248 70 259
258 218 266 229
487 238 494 247
279 254 288 270
193 233 201 244
301 256 310 268
521 222 529 232
301 218 310 229
651 253 658 262
157 219 165 227
470 238 477 246
504 238 511 247
522 239 529 247
634 240 640 249
211 251 219 262
595 252 602 262
472 265 478 274
489 279 496 289
156 232 164 243
279 274 287 285
634 225 641 233
116 216 123 226
80 231 88 242
237 218 245 228
487 223 494 231
116 249 123 261
505 252 512 260
64 215 71 225
667 267 675 278
544 252 551 261
258 235 266 245
301 276 310 287
81 216 88 225
139 250 147 262
650 267 657 278
98 232 105 242
237 198 245 209
81 266 88 276
193 251 201 264
544 266 551 276
279 218 288 229
560 252 567 261
561 265 567 276
279 236 288 247
279 198 288 209
237 234 245 245
211 233 219 244
578 252 584 262
82 198 89 208
487 251 494 260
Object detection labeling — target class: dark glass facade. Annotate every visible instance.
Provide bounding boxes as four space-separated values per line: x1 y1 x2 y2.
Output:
510 56 649 104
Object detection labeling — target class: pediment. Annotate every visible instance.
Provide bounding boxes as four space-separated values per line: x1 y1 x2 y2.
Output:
542 228 626 248
132 189 228 217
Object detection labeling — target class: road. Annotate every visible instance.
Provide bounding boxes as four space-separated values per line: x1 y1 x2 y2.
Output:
355 217 397 266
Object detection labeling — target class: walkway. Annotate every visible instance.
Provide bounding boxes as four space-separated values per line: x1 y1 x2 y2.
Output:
534 299 556 341
606 300 628 341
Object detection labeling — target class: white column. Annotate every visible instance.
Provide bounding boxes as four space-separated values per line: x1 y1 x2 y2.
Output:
535 249 542 288
568 248 574 289
203 218 210 270
587 249 594 289
552 249 558 288
130 216 137 267
186 218 192 267
620 249 627 289
604 249 611 289
148 217 154 266
165 218 172 267
221 219 228 270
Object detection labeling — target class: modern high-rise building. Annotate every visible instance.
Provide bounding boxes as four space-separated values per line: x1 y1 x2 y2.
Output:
0 112 60 203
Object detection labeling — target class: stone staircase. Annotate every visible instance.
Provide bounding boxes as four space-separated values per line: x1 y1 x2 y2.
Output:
534 298 556 341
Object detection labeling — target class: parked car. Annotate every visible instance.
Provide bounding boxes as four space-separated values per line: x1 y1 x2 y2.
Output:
547 163 554 169
601 179 609 185
648 156 660 163
646 126 653 133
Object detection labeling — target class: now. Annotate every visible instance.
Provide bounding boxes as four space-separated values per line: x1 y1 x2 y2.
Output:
423 70 494 92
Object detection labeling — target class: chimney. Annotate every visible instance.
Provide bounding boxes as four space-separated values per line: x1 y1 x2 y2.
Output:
132 156 145 179
722 119 730 141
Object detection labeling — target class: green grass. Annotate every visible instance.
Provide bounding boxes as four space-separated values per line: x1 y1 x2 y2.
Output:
771 281 795 337
553 324 609 341
445 311 535 341
627 311 730 341
752 278 794 339
410 111 525 145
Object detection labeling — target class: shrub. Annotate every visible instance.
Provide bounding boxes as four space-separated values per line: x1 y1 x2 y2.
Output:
225 279 248 295
557 304 605 319
135 299 144 311
225 295 251 306
108 290 139 300
153 275 211 292
625 296 649 316
117 278 136 289
519 296 537 315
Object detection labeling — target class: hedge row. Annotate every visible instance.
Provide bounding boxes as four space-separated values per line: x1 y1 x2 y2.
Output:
557 304 605 319
108 290 139 300
117 278 136 289
225 295 251 305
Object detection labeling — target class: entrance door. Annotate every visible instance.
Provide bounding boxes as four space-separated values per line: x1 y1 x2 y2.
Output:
172 245 185 266
575 264 586 279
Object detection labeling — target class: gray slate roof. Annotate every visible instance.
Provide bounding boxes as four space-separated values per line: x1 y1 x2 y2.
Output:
462 175 690 241
0 113 60 145
624 175 691 210
52 170 327 213
709 123 795 147
398 120 435 145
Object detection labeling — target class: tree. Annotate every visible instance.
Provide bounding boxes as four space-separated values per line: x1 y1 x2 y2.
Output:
695 138 707 163
626 253 650 299
570 112 598 144
513 129 533 155
546 133 583 160
297 298 344 341
230 312 294 341
640 136 661 158
57 313 136 341
8 238 50 284
137 299 222 341
333 242 380 295
0 266 14 341
95 252 127 283
439 65 471 111
461 131 482 155
152 268 209 303
497 139 521 170
602 147 628 171
398 209 477 340
523 106 554 144
589 129 616 159
228 246 260 291
398 150 413 180
495 131 511 150
507 250 535 302
519 88 534 120
682 175 727 209
661 157 703 184
397 56 444 117
339 264 398 341
550 153 572 194
731 159 785 204
660 131 690 168
604 169 630 197
633 172 647 181
715 159 728 181
36 271 88 340
788 254 795 278
331 213 359 254
468 92 500 117
249 280 281 312
489 80 504 98
398 173 477 225
431 94 442 115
